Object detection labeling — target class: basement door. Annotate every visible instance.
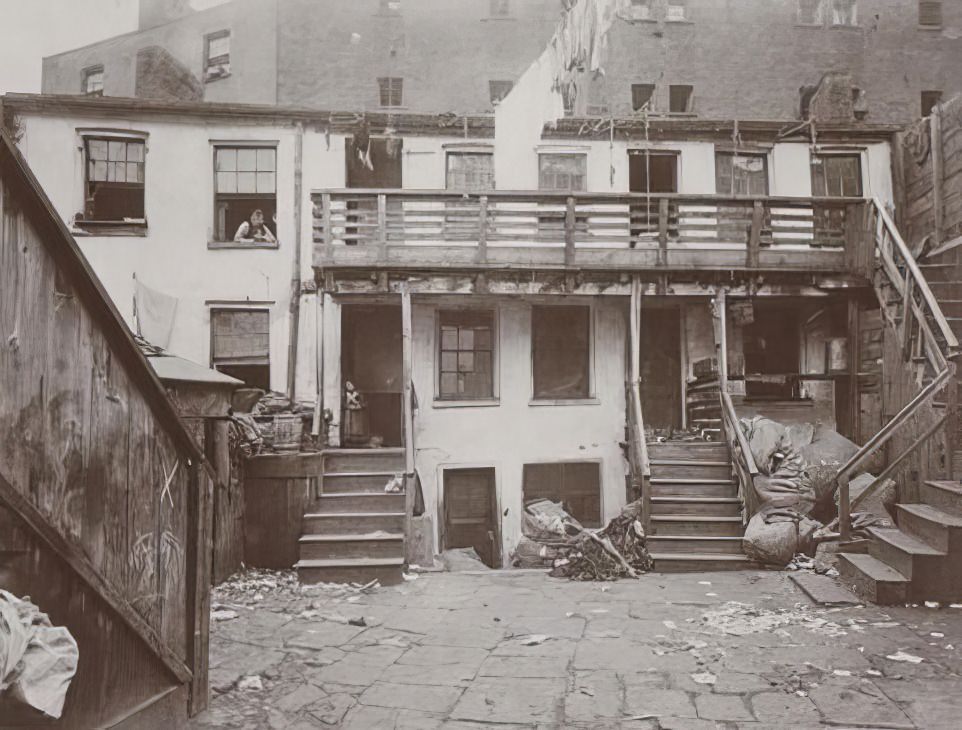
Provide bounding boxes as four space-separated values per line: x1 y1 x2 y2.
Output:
640 307 683 430
442 468 500 568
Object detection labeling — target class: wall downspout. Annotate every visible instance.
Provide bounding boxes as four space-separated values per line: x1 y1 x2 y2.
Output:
286 121 304 398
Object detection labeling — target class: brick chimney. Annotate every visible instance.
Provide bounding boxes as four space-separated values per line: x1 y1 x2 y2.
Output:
138 0 193 30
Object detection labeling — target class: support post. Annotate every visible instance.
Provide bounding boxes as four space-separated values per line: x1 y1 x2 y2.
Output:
848 298 861 442
658 198 669 267
901 273 915 361
839 472 851 541
477 194 488 264
401 285 415 556
565 196 576 266
321 193 332 246
933 105 945 248
947 361 959 481
714 289 729 394
747 200 763 269
311 292 325 438
377 193 388 259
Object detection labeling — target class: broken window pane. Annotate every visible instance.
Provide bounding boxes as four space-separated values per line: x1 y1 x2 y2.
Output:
715 152 769 196
631 83 655 111
438 310 495 400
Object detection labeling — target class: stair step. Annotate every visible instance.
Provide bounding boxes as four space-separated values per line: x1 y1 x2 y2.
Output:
323 449 405 474
295 557 405 586
315 492 405 512
650 515 743 537
650 481 739 498
651 478 736 485
649 459 733 479
302 511 405 535
837 552 909 605
649 553 755 572
647 443 730 460
920 481 962 518
650 497 742 517
299 532 404 560
897 503 962 552
867 527 944 579
322 471 400 493
647 536 744 555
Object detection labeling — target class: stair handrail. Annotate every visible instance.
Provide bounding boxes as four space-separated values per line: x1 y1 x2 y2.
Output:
835 199 960 539
719 390 760 523
627 379 651 531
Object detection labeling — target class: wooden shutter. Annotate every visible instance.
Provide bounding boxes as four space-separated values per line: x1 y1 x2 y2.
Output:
211 309 269 363
919 1 942 27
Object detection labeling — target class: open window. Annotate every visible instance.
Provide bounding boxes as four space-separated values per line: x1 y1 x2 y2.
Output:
446 151 494 191
204 30 231 82
523 462 601 528
631 83 655 112
213 145 277 245
438 309 495 400
82 65 104 95
715 151 769 196
82 135 146 229
922 90 943 117
669 85 694 114
210 308 270 390
532 305 591 400
811 153 862 197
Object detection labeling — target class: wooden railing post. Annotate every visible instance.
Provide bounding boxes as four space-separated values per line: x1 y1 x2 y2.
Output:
400 284 415 559
477 194 489 264
658 198 669 267
377 193 387 259
565 196 576 266
714 289 729 393
321 192 332 246
901 272 915 361
747 200 763 269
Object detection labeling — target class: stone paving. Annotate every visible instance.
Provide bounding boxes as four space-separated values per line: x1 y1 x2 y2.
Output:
190 568 962 729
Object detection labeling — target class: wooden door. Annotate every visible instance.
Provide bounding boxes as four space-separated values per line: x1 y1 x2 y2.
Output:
640 307 682 430
443 468 499 568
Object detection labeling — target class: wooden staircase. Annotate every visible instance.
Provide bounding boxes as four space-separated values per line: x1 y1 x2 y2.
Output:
838 480 962 604
295 448 407 585
645 441 754 571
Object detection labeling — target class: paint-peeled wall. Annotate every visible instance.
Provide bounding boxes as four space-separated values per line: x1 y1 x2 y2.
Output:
409 296 628 566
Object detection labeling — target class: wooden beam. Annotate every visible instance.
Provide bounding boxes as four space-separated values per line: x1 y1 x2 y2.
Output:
658 198 669 267
187 464 213 715
0 467 193 685
747 200 763 269
848 298 860 442
564 196 576 267
400 285 415 561
713 289 729 393
932 106 945 247
476 194 488 264
311 292 325 437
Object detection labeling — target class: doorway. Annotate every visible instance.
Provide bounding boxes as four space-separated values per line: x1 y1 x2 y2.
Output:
442 468 500 568
340 304 403 447
346 137 403 188
629 150 678 244
640 307 683 430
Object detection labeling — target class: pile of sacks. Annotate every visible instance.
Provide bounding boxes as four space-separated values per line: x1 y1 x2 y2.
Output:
739 417 893 566
511 499 652 580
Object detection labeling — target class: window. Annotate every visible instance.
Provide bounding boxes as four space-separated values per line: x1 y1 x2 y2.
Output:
378 77 404 107
538 153 587 191
629 0 652 20
532 305 590 400
523 462 601 527
214 146 277 244
490 0 510 17
489 80 514 105
715 152 769 196
811 154 862 197
831 0 857 26
438 310 495 400
922 90 943 117
378 0 402 14
797 0 824 24
204 30 231 82
210 309 270 390
669 84 693 113
666 1 687 21
446 152 494 191
919 1 943 27
84 137 146 222
561 85 576 117
631 83 655 112
82 65 104 95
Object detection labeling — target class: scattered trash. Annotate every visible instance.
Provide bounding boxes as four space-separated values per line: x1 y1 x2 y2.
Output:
832 669 852 677
579 686 595 696
886 651 924 664
237 675 263 691
866 669 882 676
401 573 418 582
925 601 941 609
663 620 677 630
348 617 367 627
691 671 717 685
705 592 718 597
699 601 869 638
441 547 491 571
211 608 239 622
517 634 550 646
931 632 944 638
383 474 403 493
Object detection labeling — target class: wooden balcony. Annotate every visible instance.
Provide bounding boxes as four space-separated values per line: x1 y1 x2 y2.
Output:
312 190 869 275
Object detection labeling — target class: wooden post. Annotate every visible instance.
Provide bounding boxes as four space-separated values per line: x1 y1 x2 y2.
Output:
901 273 915 361
565 196 576 266
311 292 325 438
400 285 415 556
838 472 851 541
377 193 388 259
714 289 729 393
188 463 213 716
321 192 332 246
477 194 489 264
947 361 959 481
747 200 763 269
630 276 642 388
933 105 945 248
658 198 669 267
848 298 861 442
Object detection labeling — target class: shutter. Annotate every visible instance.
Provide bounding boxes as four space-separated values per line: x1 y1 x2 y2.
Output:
211 310 270 362
919 1 942 26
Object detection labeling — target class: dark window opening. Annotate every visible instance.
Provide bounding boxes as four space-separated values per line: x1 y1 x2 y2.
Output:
631 83 655 112
715 152 769 196
204 30 231 82
82 65 104 95
523 462 601 528
211 309 270 390
669 84 693 113
378 77 404 107
743 305 801 400
489 80 514 105
446 152 494 191
214 146 277 243
629 150 678 241
922 90 943 117
919 1 943 27
84 137 145 222
532 305 590 400
438 310 495 400
811 154 862 197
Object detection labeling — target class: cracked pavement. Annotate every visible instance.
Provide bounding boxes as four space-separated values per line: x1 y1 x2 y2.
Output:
190 568 962 729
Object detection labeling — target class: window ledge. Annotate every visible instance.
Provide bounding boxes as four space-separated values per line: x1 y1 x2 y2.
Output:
664 18 695 24
829 24 860 30
529 398 600 407
918 25 944 31
208 240 280 250
481 17 516 22
73 221 147 237
205 72 232 84
432 399 500 409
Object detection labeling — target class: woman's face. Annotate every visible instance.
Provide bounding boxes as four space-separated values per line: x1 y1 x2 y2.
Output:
251 211 264 226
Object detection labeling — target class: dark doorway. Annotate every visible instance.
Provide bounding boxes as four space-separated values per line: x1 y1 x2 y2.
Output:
341 304 403 447
629 151 678 244
443 468 499 568
743 304 801 399
640 307 683 430
346 137 403 189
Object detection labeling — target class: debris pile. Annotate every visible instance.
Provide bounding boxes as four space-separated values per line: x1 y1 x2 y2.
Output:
511 499 652 580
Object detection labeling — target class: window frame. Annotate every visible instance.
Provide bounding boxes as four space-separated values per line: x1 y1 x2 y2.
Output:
377 76 404 107
922 90 943 117
79 131 148 232
666 0 688 22
668 84 694 114
628 0 653 21
522 460 603 528
204 29 231 83
209 306 271 390
810 151 864 198
81 65 104 96
530 303 595 403
714 150 771 197
445 150 495 191
919 1 943 28
538 152 588 192
631 83 656 112
210 141 279 248
435 308 499 404
489 0 510 18
830 0 858 27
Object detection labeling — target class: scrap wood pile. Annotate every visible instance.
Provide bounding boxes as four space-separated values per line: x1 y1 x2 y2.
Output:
512 499 653 580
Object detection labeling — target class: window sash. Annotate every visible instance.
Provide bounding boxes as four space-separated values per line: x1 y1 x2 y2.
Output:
438 310 495 399
669 85 693 113
831 0 857 25
538 154 587 192
215 146 277 195
211 309 270 362
919 1 943 27
446 152 494 191
715 152 769 196
532 305 590 399
378 77 404 106
811 154 862 197
83 67 104 94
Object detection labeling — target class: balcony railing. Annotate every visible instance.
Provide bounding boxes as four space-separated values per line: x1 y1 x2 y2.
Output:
312 189 868 273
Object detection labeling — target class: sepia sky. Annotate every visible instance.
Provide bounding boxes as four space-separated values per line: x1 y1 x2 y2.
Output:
0 0 227 94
